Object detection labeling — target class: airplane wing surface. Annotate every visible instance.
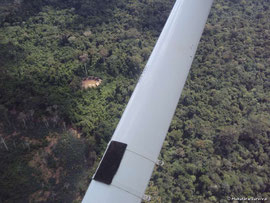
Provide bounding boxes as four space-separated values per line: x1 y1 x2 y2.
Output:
83 0 213 202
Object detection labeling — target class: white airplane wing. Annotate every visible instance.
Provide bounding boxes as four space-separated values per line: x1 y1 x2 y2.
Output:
82 0 213 202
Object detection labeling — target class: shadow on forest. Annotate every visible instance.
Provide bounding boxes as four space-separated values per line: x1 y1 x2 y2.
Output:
138 0 174 34
0 41 73 117
0 42 25 67
1 0 120 26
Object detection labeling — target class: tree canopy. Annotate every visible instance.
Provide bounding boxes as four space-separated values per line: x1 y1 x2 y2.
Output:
0 0 269 202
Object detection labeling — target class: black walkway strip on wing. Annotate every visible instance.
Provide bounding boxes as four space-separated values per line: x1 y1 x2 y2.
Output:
94 141 127 184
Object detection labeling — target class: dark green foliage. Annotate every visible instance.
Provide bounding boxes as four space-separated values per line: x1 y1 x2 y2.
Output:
214 126 239 155
54 133 86 171
0 0 174 201
0 0 269 202
0 159 40 202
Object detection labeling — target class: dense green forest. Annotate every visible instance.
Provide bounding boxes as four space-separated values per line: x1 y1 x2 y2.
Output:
0 0 269 202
